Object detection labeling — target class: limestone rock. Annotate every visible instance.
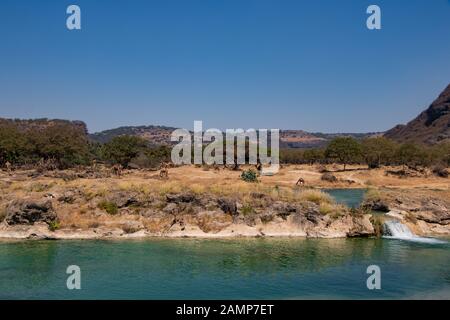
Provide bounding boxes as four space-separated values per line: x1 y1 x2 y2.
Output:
217 197 237 216
166 193 196 204
5 199 57 225
106 191 142 208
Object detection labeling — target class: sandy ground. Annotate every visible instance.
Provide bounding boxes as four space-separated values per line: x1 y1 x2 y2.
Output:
1 164 448 195
150 164 450 190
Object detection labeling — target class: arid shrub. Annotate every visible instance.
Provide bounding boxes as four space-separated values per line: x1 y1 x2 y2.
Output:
240 169 258 183
98 200 119 215
370 215 385 238
0 207 6 222
241 204 254 216
48 221 60 231
364 188 382 202
319 202 335 215
299 190 333 205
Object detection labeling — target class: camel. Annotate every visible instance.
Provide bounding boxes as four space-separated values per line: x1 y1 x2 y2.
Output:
5 161 12 173
159 162 169 179
112 164 123 177
296 177 305 186
255 161 262 175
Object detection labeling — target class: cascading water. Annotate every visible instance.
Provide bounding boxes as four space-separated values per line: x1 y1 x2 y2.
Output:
383 220 446 244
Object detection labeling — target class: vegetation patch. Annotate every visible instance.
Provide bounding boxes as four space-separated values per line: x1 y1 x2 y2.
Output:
98 200 119 215
0 207 6 222
299 190 333 205
370 215 385 238
48 220 61 231
241 204 254 216
240 169 258 183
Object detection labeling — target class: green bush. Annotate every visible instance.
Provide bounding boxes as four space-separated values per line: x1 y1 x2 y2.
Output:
241 204 254 216
98 201 119 215
241 169 258 182
101 135 148 168
48 221 60 231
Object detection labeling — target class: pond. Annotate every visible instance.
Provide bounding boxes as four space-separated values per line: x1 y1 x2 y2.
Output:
322 188 366 208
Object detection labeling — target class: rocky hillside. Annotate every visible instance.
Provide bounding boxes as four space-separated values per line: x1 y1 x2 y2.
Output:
0 118 88 135
0 118 379 148
89 125 177 145
385 84 450 144
90 126 376 148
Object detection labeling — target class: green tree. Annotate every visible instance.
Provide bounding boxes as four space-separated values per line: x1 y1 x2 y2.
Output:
101 135 148 167
30 123 91 168
362 137 396 168
0 124 29 165
395 143 426 169
325 137 362 170
303 148 325 165
429 142 450 166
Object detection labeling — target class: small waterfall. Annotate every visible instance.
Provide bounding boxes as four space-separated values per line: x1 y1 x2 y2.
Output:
383 220 415 239
383 220 446 244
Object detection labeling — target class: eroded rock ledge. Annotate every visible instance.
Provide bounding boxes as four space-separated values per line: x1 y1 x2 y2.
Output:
362 188 450 236
0 190 375 240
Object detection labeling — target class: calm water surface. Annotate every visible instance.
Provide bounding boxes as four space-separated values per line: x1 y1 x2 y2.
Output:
1 238 449 299
322 188 366 208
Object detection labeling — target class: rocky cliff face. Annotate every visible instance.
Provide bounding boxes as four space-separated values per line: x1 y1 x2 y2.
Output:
385 84 450 144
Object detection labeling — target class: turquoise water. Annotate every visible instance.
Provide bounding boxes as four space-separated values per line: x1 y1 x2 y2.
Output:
1 238 449 299
322 188 366 208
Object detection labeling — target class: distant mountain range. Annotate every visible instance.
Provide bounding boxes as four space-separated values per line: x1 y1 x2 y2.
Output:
88 126 379 149
2 83 448 148
385 84 450 144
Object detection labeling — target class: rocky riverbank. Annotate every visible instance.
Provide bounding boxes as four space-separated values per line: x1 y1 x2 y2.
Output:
362 188 450 236
0 167 448 240
0 190 375 240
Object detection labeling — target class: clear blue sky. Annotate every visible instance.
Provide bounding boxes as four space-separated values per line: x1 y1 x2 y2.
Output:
0 0 449 133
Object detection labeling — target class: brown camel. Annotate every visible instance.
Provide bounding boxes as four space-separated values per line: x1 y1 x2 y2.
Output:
296 177 305 186
112 164 123 177
159 162 169 179
5 161 12 173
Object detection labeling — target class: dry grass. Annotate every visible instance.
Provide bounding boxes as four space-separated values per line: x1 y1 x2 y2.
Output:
0 206 6 222
370 215 385 238
364 188 382 202
1 164 448 232
298 189 334 205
